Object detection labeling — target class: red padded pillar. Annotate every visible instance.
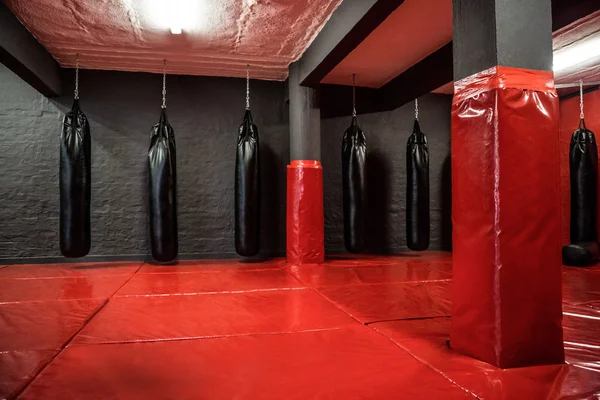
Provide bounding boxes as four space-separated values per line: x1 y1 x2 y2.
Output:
286 160 324 266
450 66 564 368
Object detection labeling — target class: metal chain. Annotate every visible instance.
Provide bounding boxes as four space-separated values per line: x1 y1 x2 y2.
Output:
246 64 250 110
162 59 167 109
580 79 584 120
352 73 356 117
415 98 419 121
74 53 80 99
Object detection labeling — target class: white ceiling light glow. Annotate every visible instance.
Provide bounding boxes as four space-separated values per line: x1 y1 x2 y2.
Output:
553 31 600 73
144 0 205 34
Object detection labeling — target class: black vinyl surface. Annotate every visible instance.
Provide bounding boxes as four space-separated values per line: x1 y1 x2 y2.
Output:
59 99 91 257
235 110 261 256
406 120 430 251
342 116 367 253
148 109 178 262
569 119 598 244
321 94 451 253
563 242 600 267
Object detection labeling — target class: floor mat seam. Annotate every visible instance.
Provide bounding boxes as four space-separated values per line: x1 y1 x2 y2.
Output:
70 327 344 346
0 273 138 281
367 325 483 399
114 286 309 298
314 278 453 290
138 267 281 275
364 315 452 326
282 264 368 327
11 262 145 399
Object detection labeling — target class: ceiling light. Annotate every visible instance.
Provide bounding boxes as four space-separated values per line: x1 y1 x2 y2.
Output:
144 0 205 34
553 31 600 73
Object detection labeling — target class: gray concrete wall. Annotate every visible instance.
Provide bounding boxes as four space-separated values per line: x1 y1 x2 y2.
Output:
321 94 452 253
0 64 451 261
0 66 289 261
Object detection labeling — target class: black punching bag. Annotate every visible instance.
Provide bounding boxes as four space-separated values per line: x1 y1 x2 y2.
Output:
148 109 178 262
406 119 430 251
342 116 367 253
235 109 260 256
570 119 598 244
60 99 91 258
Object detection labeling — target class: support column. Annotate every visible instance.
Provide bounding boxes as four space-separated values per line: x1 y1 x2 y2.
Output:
450 0 564 368
286 62 324 265
289 62 321 161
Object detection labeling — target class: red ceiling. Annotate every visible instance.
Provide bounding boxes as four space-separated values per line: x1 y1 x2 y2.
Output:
322 0 453 88
434 10 600 95
4 0 342 81
331 1 599 95
4 0 598 90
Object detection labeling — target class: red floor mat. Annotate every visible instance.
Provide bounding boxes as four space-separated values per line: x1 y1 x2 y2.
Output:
372 318 600 399
371 317 451 341
0 299 104 351
116 269 305 296
317 280 452 323
1 254 600 397
73 289 356 344
0 262 142 278
20 327 473 400
0 350 57 400
563 268 600 305
322 252 453 266
287 261 452 288
0 275 133 303
563 304 600 364
138 259 285 274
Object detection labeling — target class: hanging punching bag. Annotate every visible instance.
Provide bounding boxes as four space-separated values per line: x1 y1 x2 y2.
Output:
342 116 367 253
406 119 430 251
60 99 91 258
569 119 598 244
148 108 178 262
235 109 260 256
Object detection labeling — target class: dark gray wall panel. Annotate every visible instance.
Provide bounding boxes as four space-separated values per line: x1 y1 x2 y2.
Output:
0 65 452 261
0 2 62 96
453 0 553 81
321 94 452 253
289 62 321 161
0 65 288 260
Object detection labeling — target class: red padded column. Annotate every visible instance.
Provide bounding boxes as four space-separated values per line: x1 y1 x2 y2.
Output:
450 66 564 368
286 160 324 266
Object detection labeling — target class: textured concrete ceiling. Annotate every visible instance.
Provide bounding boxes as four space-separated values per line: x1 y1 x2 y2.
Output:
322 0 453 88
4 0 342 80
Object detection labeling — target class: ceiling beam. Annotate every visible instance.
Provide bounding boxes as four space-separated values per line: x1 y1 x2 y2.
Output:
320 84 382 119
0 3 62 97
380 43 453 112
298 0 404 88
552 0 600 31
321 0 600 118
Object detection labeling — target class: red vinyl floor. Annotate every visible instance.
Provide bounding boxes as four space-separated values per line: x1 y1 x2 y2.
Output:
1 253 599 399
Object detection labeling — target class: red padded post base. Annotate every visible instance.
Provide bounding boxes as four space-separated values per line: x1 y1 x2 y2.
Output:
286 160 325 266
450 66 564 368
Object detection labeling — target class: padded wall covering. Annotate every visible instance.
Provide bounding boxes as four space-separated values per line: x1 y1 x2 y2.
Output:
560 89 600 244
451 66 563 368
0 66 288 260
